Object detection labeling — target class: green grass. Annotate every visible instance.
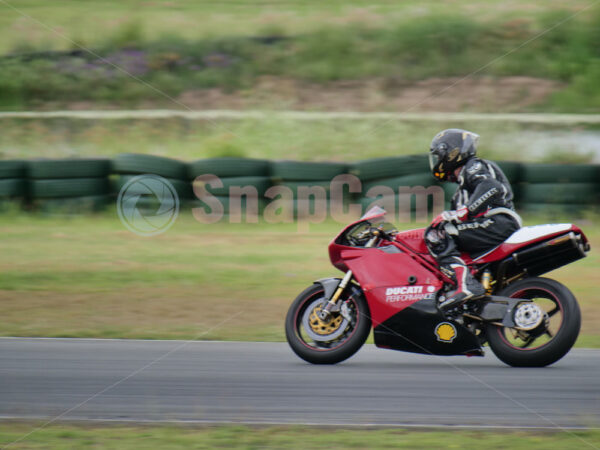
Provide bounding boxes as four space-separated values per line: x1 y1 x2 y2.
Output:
0 210 599 345
0 1 599 111
0 117 597 163
0 0 590 54
0 423 598 449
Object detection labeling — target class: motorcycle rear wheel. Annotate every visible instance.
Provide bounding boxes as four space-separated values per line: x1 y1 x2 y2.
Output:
486 277 581 367
285 283 371 364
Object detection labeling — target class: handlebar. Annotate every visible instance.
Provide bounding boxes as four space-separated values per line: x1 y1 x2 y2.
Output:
356 226 396 245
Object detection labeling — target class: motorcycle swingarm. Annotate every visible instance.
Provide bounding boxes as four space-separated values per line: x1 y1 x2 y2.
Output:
475 295 532 328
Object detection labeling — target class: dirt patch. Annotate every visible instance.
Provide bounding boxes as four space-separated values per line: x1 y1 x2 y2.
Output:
175 76 560 112
58 76 560 112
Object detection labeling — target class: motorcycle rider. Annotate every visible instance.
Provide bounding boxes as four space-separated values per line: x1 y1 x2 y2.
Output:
426 129 522 311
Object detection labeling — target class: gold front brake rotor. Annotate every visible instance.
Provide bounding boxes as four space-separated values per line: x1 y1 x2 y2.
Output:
309 304 344 335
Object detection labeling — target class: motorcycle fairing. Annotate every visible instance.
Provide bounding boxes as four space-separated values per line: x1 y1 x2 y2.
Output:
373 299 483 356
339 246 444 326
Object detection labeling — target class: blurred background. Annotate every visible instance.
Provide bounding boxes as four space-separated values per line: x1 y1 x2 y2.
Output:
1 1 600 447
0 1 599 347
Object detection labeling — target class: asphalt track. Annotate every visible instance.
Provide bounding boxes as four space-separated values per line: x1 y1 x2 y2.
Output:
0 338 598 429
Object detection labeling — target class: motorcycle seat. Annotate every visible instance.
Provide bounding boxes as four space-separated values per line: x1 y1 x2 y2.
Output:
474 223 575 263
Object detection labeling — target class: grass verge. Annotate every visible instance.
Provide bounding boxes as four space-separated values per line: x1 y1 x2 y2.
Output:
0 211 599 346
0 423 598 449
0 117 597 163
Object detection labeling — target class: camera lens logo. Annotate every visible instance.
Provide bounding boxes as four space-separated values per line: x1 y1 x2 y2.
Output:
117 175 180 236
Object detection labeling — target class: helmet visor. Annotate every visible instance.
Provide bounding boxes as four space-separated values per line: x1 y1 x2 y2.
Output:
428 152 438 172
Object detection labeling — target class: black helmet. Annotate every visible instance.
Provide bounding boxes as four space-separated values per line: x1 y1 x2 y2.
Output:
429 129 479 181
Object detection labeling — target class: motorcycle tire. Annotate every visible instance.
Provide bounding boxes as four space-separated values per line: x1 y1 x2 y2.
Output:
486 277 581 367
285 283 371 364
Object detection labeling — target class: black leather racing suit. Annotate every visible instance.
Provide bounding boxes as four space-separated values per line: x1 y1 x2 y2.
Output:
425 157 522 262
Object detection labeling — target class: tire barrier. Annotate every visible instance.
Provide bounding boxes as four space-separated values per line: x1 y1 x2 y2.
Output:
0 160 26 179
30 178 110 198
495 161 522 184
270 161 348 181
115 175 193 200
519 183 598 205
0 154 596 218
194 176 272 197
362 173 436 193
521 163 598 184
36 195 110 214
0 178 26 197
30 177 111 214
267 161 349 219
0 160 27 205
113 153 188 180
350 155 429 181
189 160 273 217
188 158 270 179
28 159 111 179
272 180 334 198
27 159 112 213
112 155 191 215
517 163 599 218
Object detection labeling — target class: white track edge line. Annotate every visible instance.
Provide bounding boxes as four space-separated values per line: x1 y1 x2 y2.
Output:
0 415 597 431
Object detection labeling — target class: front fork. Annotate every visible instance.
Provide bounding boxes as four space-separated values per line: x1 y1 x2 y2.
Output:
318 233 380 321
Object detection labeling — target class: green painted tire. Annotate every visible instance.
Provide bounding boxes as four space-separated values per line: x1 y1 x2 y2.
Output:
350 155 429 181
0 179 26 197
362 173 436 193
35 195 109 214
0 160 26 179
270 161 347 181
112 153 188 179
272 180 332 197
30 178 110 199
28 159 111 179
188 158 270 179
192 176 272 197
521 163 599 184
519 183 598 204
115 175 192 200
495 161 522 184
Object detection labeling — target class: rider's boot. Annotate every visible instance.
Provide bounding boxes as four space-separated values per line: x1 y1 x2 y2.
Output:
438 257 485 311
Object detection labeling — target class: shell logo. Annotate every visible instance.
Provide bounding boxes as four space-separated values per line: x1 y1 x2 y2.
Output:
435 322 457 343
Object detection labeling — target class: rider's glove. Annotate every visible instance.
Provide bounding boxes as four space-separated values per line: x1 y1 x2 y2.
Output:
431 206 469 227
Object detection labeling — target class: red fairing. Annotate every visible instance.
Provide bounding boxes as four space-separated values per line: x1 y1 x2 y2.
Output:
329 236 444 325
343 247 443 326
394 228 429 254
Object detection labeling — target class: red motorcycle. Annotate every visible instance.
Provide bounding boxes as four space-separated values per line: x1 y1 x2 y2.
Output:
285 206 590 367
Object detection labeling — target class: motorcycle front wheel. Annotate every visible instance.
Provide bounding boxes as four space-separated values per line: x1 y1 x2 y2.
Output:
285 283 371 364
486 277 581 367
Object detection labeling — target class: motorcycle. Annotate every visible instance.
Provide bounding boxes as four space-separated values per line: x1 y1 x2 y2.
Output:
285 206 590 367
